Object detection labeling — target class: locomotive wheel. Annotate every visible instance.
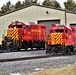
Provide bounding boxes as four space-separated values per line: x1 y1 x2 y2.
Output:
72 47 75 54
46 46 51 54
25 48 27 51
17 48 20 51
66 48 71 55
73 51 75 54
31 48 33 50
62 48 66 54
51 47 57 55
72 49 75 54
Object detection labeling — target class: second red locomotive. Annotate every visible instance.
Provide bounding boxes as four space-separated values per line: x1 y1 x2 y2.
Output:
46 24 76 54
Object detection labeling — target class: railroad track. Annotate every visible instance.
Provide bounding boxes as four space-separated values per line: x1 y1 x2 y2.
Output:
0 49 45 53
0 54 76 62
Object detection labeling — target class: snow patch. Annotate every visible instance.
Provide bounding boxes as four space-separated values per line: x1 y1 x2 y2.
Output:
34 68 43 71
9 73 21 75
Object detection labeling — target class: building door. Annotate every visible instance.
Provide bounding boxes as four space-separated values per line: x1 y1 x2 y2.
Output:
70 23 76 26
38 19 60 34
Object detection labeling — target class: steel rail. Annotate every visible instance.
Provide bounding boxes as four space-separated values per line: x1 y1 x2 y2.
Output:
0 49 45 53
0 54 75 62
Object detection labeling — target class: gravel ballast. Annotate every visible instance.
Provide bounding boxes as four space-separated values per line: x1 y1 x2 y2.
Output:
0 50 46 59
0 55 76 75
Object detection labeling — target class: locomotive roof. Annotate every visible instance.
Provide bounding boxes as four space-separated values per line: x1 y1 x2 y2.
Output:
50 24 72 30
65 26 72 30
9 21 46 28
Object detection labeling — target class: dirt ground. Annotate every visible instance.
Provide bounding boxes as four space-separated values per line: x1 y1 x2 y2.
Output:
25 64 76 75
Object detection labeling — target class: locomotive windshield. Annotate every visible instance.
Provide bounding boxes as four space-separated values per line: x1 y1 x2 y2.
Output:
53 29 64 33
54 29 64 33
9 22 23 28
9 25 22 28
13 25 22 28
50 29 69 33
50 29 64 33
17 25 22 28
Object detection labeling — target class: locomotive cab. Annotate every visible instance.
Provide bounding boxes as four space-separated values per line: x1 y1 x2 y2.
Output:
2 21 27 51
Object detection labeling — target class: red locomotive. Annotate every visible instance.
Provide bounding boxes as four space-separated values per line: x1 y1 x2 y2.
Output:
2 21 46 51
46 24 76 54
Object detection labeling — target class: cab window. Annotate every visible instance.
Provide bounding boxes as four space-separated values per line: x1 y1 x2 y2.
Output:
54 29 58 32
13 25 22 28
59 29 64 32
17 25 22 28
54 29 64 33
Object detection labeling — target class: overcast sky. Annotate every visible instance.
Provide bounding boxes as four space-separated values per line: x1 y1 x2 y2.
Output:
0 0 69 9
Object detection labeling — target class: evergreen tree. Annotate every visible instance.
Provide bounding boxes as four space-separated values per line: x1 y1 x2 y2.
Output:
21 1 25 7
1 1 13 14
6 1 11 11
64 0 76 11
42 0 61 8
33 0 38 4
24 0 31 5
24 0 38 6
42 0 52 6
1 4 8 14
14 1 22 9
0 0 39 14
52 1 61 8
10 4 14 11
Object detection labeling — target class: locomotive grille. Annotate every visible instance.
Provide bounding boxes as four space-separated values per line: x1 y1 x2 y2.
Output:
11 29 19 40
50 33 62 45
7 28 19 40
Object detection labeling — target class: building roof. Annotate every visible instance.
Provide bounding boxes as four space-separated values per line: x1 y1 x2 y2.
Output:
0 4 76 17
